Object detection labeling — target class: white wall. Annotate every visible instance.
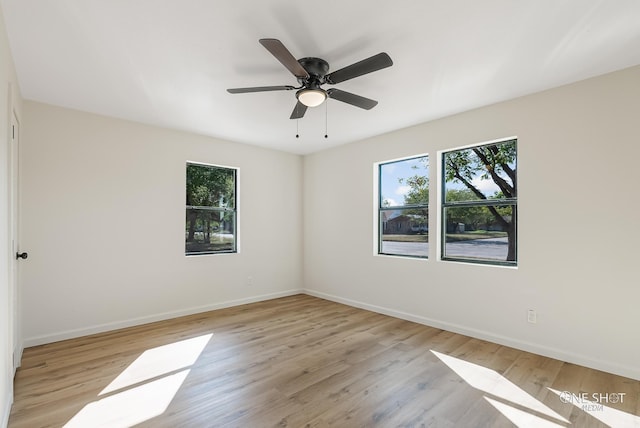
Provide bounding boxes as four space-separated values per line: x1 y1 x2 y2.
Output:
1 3 22 426
303 66 640 381
20 102 303 345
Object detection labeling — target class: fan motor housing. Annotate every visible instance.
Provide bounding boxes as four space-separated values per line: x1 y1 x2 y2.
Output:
298 57 329 78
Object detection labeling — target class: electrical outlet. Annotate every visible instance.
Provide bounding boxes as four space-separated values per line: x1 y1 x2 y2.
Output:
527 309 537 324
247 276 253 286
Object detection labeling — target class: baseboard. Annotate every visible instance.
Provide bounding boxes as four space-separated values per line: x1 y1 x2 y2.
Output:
13 343 23 374
23 289 302 347
304 289 640 382
20 287 639 381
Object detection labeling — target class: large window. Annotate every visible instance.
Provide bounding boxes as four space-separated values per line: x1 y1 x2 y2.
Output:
441 139 517 266
378 155 429 258
185 162 237 255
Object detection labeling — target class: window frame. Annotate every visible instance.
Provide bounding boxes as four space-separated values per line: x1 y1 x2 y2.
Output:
440 138 517 267
185 161 238 256
376 154 430 259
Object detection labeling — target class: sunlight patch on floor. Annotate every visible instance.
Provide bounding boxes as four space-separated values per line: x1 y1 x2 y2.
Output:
64 333 213 428
431 350 569 425
64 370 190 428
100 333 212 395
485 397 567 428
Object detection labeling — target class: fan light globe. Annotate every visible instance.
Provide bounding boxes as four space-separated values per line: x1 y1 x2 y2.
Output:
297 89 326 107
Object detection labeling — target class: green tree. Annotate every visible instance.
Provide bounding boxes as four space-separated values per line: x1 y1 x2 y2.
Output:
399 157 429 233
186 164 235 245
444 189 491 230
444 141 517 261
400 156 429 205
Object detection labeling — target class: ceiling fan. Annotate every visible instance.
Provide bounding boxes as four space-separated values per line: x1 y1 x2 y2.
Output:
227 38 393 119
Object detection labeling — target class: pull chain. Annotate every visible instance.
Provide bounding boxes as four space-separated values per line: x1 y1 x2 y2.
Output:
294 104 329 139
324 101 328 138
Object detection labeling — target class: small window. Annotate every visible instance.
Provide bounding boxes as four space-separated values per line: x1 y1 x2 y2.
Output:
378 155 429 258
441 139 517 266
185 162 237 255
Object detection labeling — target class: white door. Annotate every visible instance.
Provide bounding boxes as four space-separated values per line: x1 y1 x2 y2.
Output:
9 110 23 373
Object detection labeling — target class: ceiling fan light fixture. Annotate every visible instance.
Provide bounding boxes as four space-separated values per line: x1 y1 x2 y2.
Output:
297 88 326 107
227 39 392 119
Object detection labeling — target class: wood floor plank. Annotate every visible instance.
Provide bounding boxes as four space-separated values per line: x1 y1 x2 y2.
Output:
8 294 640 427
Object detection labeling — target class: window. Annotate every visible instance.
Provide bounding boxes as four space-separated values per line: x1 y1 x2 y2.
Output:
441 139 517 266
378 155 429 258
185 162 237 255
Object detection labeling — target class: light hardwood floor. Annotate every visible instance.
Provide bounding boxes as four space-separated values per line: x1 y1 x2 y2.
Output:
8 294 640 427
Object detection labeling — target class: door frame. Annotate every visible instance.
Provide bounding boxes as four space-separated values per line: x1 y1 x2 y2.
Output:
8 106 22 374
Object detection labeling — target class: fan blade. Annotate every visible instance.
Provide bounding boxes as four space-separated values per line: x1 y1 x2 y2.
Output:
327 89 378 110
290 101 308 119
325 52 393 84
259 38 310 79
227 85 295 94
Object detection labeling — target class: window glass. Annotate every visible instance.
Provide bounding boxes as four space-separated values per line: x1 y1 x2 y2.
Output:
185 163 237 255
442 139 517 265
378 156 429 258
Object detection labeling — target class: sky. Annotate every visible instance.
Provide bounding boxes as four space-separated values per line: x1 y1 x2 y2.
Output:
379 154 513 207
380 156 428 207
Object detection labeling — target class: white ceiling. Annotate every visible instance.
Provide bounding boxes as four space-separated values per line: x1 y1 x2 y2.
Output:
2 0 640 155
